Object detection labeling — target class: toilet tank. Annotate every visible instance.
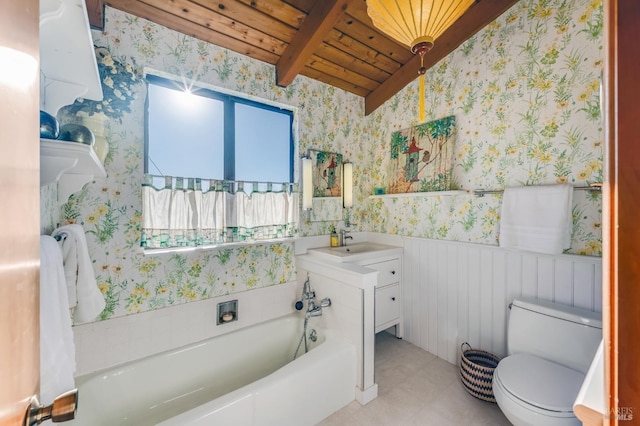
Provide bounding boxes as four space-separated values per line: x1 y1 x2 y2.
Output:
507 297 602 373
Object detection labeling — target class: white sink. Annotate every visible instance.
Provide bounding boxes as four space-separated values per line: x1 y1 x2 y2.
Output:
307 242 400 262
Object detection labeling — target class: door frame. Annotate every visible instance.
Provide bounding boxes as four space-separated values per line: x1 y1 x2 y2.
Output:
604 0 640 423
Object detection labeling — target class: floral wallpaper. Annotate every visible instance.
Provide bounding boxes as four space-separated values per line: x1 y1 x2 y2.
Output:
40 182 57 235
359 0 603 256
51 6 363 321
42 0 603 322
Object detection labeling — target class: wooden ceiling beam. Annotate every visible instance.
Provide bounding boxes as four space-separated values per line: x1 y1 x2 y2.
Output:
364 0 520 116
276 0 349 87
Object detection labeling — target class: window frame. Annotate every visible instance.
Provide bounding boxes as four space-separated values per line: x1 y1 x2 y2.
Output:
144 74 295 183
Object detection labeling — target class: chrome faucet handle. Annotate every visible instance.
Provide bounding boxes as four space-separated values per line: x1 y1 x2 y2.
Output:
305 306 323 318
319 297 332 308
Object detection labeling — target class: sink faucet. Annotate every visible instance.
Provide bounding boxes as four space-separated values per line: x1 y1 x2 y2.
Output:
340 229 353 246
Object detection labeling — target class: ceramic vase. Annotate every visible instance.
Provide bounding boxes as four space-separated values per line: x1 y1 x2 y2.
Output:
77 111 109 164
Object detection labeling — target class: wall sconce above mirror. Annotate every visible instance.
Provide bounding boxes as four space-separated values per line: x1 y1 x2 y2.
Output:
342 162 353 209
302 157 313 210
301 149 352 222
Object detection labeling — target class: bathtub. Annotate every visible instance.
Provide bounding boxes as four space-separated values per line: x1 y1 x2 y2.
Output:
69 313 356 425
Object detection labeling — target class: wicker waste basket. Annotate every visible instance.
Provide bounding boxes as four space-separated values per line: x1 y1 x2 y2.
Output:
459 342 501 403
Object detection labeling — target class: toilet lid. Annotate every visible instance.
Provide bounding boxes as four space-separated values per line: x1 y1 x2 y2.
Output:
495 353 585 412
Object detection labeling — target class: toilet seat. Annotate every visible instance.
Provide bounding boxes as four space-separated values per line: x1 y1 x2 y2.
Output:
496 353 584 412
493 354 585 426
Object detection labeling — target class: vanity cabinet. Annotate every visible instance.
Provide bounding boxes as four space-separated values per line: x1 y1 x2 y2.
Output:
299 242 403 404
355 256 403 336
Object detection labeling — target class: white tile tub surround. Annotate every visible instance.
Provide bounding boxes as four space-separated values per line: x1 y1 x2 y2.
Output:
73 281 299 375
401 237 603 364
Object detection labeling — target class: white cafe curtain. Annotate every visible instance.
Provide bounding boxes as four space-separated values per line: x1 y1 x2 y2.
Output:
141 175 298 248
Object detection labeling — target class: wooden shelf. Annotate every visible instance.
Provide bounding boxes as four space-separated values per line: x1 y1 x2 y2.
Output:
369 190 468 199
40 139 106 203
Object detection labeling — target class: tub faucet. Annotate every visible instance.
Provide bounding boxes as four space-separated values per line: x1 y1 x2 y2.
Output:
298 275 332 318
305 304 323 318
302 278 315 301
305 297 332 319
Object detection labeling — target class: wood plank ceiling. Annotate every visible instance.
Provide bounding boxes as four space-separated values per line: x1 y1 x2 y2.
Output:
87 0 519 115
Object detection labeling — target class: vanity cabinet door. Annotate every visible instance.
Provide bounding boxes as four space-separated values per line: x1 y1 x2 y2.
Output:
375 283 401 332
356 255 403 337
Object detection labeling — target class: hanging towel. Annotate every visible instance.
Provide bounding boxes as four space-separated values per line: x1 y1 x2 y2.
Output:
499 184 573 255
53 224 106 324
40 235 76 406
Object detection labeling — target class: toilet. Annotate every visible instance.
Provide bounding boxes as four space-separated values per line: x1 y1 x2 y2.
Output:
493 297 601 426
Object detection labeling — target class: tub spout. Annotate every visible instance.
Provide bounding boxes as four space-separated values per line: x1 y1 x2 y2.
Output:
319 297 331 308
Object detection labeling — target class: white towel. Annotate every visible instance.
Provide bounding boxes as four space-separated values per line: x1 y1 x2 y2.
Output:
40 235 76 406
53 224 106 324
499 184 573 254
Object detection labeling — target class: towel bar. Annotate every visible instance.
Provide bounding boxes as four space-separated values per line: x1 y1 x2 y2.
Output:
473 183 602 197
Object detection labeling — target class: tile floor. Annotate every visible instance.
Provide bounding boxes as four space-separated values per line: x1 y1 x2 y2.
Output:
318 332 511 425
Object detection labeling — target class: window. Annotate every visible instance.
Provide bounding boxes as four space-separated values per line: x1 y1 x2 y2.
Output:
145 74 294 184
141 74 298 249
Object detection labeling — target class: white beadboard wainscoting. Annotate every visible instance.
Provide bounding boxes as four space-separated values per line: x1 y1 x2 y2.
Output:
400 237 602 364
